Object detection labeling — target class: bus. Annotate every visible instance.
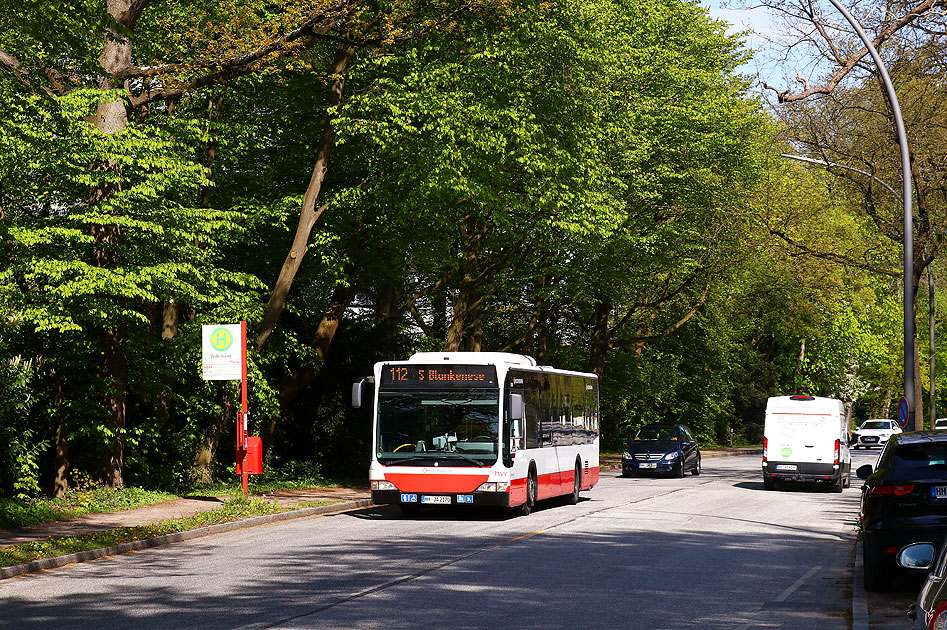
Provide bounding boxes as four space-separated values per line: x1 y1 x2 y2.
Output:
352 351 600 515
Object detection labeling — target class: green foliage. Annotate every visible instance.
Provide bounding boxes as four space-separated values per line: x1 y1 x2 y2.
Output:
0 0 917 498
0 334 42 499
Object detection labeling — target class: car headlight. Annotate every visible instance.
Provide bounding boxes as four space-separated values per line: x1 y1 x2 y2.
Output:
623 452 633 459
475 482 510 492
663 452 680 461
371 480 397 491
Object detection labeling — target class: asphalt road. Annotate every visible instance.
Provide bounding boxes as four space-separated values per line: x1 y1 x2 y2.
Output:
1 454 871 629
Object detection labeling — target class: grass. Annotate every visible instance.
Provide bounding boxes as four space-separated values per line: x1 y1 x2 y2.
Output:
0 467 366 532
0 496 333 568
0 487 178 531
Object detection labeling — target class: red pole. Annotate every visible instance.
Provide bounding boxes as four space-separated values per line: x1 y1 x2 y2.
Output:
240 321 248 496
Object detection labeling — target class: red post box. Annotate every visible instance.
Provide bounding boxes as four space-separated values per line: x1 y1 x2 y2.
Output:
236 436 263 475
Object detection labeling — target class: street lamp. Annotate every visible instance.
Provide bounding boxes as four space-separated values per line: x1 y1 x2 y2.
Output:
781 153 931 428
824 0 916 430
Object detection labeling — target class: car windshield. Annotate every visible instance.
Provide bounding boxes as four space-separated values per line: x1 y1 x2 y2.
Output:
860 421 890 430
376 390 499 463
635 426 677 441
891 444 947 475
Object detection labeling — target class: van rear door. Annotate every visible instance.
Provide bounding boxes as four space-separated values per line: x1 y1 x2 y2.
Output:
769 411 836 465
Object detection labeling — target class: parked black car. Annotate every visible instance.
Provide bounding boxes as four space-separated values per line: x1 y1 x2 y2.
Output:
857 431 947 591
622 423 701 478
896 539 947 629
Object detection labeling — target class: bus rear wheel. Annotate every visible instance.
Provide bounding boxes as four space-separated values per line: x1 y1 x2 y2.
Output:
568 462 581 505
520 471 537 516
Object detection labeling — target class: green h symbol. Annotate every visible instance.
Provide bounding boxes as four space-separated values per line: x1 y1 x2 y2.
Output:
211 328 233 351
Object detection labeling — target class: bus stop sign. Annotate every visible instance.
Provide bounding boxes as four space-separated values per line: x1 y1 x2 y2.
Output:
897 396 910 429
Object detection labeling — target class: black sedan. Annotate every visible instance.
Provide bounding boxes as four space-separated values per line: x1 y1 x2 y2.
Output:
621 423 701 478
857 431 947 592
896 540 947 629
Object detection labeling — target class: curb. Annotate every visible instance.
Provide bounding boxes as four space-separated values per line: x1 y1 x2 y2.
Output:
0 498 373 580
704 449 762 458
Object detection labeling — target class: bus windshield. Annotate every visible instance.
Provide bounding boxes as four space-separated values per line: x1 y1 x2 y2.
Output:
376 390 499 464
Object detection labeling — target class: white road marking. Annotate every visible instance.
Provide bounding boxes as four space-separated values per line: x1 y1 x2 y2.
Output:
775 565 822 602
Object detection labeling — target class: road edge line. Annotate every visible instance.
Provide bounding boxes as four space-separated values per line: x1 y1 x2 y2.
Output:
0 498 374 580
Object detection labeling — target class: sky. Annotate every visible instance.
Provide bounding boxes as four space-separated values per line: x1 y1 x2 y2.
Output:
698 0 805 94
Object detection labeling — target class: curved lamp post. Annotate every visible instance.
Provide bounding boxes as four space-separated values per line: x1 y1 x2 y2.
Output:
824 0 916 429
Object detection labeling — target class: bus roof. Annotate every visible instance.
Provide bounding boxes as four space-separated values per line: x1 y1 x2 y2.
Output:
407 352 537 366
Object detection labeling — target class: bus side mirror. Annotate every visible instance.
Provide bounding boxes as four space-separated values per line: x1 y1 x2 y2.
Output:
509 393 524 420
352 377 374 409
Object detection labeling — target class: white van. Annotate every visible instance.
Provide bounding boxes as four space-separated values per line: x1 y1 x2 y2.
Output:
762 395 851 492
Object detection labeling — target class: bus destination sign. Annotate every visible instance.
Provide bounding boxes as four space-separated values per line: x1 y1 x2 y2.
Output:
381 364 498 389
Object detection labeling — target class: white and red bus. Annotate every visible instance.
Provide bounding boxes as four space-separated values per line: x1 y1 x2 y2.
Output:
352 352 600 515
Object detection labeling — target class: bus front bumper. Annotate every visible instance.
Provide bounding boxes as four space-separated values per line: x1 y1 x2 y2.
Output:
372 489 513 508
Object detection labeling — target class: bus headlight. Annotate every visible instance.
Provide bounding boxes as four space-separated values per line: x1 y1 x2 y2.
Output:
475 482 510 492
371 480 397 491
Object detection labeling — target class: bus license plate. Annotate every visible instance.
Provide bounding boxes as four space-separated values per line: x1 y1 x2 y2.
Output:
933 486 947 499
421 495 451 505
640 463 657 469
776 464 798 471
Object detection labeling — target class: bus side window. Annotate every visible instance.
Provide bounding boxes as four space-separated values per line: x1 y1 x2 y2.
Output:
525 377 542 450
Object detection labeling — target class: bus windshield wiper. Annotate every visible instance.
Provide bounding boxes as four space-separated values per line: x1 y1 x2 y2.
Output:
450 452 486 466
385 453 485 467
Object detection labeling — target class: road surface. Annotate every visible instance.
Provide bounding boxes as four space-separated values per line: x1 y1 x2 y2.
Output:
1 454 867 629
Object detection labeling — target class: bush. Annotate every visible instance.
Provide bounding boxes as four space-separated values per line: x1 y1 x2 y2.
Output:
0 353 42 499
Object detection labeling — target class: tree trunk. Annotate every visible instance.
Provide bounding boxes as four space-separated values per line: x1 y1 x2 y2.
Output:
792 338 806 395
98 325 128 487
262 282 359 452
588 296 612 379
194 390 233 484
447 280 475 352
255 42 355 353
51 368 69 497
465 301 483 352
85 0 145 488
432 286 448 344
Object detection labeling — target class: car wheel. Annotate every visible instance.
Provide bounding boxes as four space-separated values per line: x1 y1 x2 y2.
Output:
691 456 701 476
763 476 775 491
863 545 892 592
675 461 685 478
831 474 844 493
